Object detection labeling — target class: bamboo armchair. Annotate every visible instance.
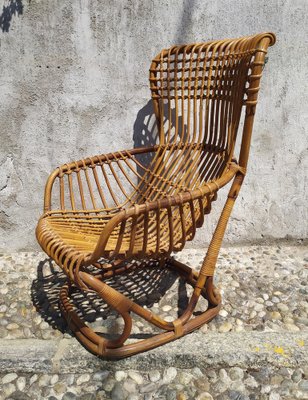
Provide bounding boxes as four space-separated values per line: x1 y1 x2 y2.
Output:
36 32 276 358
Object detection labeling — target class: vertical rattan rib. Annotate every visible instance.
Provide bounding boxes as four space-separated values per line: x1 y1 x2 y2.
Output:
36 32 276 358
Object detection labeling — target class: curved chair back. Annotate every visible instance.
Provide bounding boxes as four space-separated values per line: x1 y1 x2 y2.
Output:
149 33 276 173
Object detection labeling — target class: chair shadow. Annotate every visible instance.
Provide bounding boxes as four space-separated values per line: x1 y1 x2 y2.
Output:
132 99 187 178
133 100 159 150
132 99 159 176
31 257 190 338
132 99 188 151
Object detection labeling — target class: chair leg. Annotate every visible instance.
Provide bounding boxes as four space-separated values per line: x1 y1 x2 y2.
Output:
59 283 133 355
59 258 222 359
59 174 244 359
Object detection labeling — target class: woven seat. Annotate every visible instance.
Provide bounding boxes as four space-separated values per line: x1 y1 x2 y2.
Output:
36 32 276 358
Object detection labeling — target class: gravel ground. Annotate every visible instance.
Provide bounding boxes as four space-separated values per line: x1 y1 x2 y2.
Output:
0 244 307 399
0 365 308 400
0 245 307 340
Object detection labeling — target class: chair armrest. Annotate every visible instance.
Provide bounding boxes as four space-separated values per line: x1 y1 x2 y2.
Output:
44 146 158 213
43 168 61 213
43 143 208 214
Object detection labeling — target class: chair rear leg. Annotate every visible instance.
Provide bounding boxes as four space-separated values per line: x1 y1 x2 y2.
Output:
170 172 244 315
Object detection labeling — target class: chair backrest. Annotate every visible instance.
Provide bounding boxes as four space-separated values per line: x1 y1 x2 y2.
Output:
149 33 276 170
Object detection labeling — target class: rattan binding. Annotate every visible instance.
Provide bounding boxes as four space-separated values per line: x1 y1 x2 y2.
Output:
36 32 276 358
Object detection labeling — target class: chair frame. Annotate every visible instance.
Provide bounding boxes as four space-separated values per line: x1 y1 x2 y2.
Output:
36 32 276 358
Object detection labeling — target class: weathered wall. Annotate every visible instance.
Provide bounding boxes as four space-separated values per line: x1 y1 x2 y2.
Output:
0 0 307 251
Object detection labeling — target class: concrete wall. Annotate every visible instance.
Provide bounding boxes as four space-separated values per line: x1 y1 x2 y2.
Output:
0 0 307 251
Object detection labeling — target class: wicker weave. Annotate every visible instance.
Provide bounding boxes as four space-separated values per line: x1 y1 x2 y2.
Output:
36 32 276 358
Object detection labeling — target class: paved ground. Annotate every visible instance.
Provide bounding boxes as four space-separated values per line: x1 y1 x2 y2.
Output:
0 244 307 399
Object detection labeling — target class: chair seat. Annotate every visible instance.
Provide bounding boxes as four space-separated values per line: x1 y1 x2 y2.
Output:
37 194 210 259
37 212 110 254
37 144 229 262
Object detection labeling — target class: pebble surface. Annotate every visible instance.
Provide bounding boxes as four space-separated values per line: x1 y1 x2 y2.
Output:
0 244 307 399
0 366 307 399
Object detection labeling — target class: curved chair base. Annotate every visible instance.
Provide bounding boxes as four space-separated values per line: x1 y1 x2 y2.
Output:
59 258 221 359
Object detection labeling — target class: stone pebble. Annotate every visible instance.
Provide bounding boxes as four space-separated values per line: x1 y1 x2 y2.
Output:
0 365 303 399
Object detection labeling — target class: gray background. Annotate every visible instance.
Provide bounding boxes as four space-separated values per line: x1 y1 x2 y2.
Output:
0 0 307 251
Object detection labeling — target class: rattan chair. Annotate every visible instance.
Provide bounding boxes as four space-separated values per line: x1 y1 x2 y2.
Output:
36 32 276 358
